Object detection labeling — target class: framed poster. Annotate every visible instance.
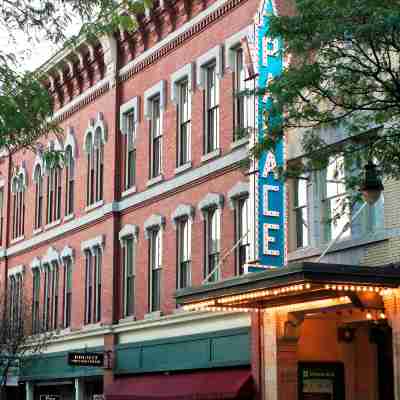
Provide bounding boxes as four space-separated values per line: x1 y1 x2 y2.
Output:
298 362 345 400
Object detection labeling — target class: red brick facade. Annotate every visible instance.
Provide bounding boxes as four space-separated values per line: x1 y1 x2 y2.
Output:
0 0 259 331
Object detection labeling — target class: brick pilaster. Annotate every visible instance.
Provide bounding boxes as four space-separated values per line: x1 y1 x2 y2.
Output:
383 289 400 400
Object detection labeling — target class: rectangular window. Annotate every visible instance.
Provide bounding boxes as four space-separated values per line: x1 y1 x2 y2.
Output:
65 149 74 216
150 229 162 312
237 197 250 275
94 247 102 322
52 264 59 330
95 145 104 202
150 97 162 178
233 48 256 140
177 219 191 289
294 177 309 249
177 80 191 166
43 267 51 331
205 208 221 282
84 251 93 324
32 269 40 333
47 167 62 224
322 156 350 242
12 190 24 239
35 175 43 229
63 259 72 328
205 64 219 154
122 237 135 317
124 110 136 190
8 275 22 327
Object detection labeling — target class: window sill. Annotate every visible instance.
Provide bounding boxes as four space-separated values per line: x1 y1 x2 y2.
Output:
11 236 24 244
174 162 192 175
146 175 164 188
63 213 74 222
33 227 43 236
81 322 103 332
201 148 221 163
122 186 137 198
56 327 71 336
119 315 136 324
144 311 162 320
230 137 249 150
45 219 61 230
85 200 104 213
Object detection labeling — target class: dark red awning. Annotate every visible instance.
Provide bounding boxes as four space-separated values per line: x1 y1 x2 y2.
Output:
105 368 254 400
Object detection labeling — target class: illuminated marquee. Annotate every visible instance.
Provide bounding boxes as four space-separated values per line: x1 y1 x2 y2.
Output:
247 0 286 269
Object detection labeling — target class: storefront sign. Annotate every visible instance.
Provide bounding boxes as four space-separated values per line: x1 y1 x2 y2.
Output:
299 362 345 400
39 396 61 400
67 352 104 367
247 0 286 269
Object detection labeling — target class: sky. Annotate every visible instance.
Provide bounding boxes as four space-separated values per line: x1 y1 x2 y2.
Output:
0 19 82 72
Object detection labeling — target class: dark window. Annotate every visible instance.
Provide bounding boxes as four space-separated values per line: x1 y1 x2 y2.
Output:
150 97 162 178
177 219 191 289
178 80 191 166
205 64 219 153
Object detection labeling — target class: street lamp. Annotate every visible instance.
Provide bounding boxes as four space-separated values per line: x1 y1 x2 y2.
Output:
360 161 384 205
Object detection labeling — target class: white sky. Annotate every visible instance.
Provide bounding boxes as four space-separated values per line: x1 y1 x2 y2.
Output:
0 19 83 72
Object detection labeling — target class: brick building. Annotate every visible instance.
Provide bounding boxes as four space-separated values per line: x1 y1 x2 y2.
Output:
2 0 400 399
0 0 261 398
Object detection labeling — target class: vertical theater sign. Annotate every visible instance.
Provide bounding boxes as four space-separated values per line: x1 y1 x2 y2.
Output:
246 0 286 271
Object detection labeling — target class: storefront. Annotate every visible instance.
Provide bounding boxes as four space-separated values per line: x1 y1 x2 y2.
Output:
21 347 104 400
176 261 400 400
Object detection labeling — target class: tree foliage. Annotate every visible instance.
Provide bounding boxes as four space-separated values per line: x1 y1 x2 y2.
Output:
0 0 148 160
256 0 400 188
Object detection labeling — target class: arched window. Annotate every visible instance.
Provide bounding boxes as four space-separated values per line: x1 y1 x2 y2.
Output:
65 145 75 216
33 165 44 230
94 128 104 202
46 163 62 224
11 171 26 240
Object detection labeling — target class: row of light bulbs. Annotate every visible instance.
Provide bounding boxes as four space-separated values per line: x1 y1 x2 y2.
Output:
325 284 391 295
218 283 311 304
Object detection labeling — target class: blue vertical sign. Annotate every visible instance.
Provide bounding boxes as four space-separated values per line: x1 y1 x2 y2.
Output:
247 0 286 270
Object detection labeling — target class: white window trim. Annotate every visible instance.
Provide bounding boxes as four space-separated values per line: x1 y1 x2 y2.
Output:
198 192 224 220
81 235 105 254
144 214 165 239
144 81 166 120
170 63 194 103
120 97 140 135
83 113 108 154
196 45 224 89
7 264 25 278
227 181 249 209
224 27 250 71
171 204 195 229
65 127 78 160
119 224 139 243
